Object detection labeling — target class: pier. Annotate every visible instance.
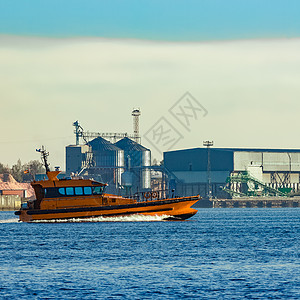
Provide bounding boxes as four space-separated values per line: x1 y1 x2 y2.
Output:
211 197 300 208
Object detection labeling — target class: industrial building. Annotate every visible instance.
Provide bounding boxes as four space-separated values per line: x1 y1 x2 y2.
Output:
66 110 153 194
65 111 300 200
164 148 300 198
66 135 300 198
66 136 151 194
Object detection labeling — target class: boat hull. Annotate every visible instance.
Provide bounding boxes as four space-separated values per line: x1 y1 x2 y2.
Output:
15 197 198 222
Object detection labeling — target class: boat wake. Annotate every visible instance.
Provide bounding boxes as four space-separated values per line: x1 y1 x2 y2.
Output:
31 214 169 223
0 218 19 223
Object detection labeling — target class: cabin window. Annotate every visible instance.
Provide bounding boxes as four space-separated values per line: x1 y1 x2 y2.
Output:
66 187 74 196
43 188 60 198
92 186 104 195
84 187 92 195
58 188 65 195
75 187 83 195
42 186 97 198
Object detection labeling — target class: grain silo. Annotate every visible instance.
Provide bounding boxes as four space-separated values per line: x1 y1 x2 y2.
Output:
115 137 151 190
89 137 124 189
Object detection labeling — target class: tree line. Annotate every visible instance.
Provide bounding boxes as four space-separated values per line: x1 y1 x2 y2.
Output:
0 159 45 183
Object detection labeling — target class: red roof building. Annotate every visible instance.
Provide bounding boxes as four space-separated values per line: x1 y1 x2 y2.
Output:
0 173 35 199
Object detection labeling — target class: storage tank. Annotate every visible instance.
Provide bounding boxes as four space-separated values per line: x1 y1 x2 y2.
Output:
89 137 124 187
115 137 151 190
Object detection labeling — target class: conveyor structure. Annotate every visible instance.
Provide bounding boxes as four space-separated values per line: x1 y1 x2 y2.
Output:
224 171 292 197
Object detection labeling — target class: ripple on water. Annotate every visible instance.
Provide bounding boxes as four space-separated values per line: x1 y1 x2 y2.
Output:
0 208 299 299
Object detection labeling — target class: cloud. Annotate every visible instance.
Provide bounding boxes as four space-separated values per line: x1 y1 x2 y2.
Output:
0 36 300 167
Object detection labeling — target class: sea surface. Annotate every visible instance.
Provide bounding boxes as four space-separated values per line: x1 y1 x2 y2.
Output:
0 209 299 299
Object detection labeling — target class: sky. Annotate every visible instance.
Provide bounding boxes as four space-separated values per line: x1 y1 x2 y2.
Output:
0 1 300 170
0 0 300 40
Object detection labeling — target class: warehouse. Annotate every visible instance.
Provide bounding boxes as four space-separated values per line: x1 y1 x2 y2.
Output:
164 148 300 198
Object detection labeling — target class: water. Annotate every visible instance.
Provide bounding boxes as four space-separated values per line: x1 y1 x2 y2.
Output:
1 209 299 299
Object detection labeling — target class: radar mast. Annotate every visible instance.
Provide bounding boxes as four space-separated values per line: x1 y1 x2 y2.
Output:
36 146 50 173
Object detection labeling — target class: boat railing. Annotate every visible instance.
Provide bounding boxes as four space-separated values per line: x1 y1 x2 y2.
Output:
125 189 179 202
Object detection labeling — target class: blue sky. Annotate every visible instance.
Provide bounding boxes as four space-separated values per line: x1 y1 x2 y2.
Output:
0 0 299 41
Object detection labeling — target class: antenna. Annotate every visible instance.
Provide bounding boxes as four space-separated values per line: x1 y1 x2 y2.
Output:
132 108 141 143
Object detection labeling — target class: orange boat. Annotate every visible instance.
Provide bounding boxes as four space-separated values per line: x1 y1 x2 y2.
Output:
15 148 198 222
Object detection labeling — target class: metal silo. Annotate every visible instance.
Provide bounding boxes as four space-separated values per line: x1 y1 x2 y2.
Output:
115 137 151 190
89 137 124 189
141 149 151 189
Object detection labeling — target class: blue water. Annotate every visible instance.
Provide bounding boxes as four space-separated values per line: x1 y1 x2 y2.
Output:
1 209 299 299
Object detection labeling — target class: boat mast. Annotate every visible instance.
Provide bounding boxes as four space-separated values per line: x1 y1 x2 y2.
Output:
36 146 50 173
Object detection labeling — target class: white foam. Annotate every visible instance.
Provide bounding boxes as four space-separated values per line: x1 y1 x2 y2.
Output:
0 218 19 223
31 214 169 223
